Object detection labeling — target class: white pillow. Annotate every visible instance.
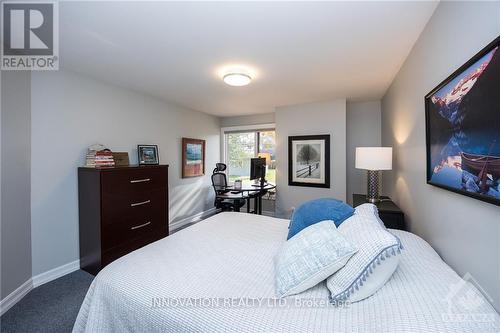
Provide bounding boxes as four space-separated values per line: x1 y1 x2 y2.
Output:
326 212 402 303
275 221 357 298
355 203 384 227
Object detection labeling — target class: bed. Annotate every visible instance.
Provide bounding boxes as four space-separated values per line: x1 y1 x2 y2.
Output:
73 212 500 332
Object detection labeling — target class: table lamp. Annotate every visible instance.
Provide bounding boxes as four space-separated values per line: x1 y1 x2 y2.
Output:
258 153 271 166
355 147 392 203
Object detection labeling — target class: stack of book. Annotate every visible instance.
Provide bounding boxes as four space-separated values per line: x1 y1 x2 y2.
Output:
86 149 115 167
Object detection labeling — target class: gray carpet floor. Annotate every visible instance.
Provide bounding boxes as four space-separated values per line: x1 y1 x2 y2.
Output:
0 224 195 333
0 214 272 332
0 270 94 333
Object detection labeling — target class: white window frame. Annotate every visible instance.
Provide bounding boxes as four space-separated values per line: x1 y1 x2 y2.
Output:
220 123 276 172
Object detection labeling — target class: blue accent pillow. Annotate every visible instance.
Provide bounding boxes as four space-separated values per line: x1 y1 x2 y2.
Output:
287 198 354 240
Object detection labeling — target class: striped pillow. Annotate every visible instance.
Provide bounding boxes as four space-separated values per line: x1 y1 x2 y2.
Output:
327 212 402 303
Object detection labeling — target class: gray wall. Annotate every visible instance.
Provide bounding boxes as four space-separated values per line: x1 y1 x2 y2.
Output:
346 101 381 205
381 1 500 311
275 99 346 218
1 72 32 299
220 113 275 127
220 103 378 208
30 70 220 276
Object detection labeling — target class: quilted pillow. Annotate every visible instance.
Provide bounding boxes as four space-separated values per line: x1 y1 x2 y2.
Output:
275 221 357 298
287 198 354 240
326 212 403 304
355 203 384 227
354 203 379 218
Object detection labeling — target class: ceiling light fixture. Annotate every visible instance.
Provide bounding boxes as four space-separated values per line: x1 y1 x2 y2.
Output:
223 72 252 86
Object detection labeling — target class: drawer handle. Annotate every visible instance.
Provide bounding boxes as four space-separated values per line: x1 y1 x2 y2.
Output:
130 221 151 230
130 200 151 207
130 178 151 183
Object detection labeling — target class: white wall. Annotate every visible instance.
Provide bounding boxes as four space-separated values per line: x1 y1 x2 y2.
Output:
275 99 346 218
220 113 275 127
30 70 220 276
1 72 32 298
346 101 381 204
382 1 500 311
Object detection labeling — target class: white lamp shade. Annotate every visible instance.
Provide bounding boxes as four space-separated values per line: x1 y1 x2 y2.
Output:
355 147 392 171
258 152 271 165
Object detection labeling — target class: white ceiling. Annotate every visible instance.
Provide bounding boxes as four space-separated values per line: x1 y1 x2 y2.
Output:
59 1 438 117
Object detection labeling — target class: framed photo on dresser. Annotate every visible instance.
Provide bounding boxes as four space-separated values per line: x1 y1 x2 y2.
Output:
138 145 159 165
182 138 205 178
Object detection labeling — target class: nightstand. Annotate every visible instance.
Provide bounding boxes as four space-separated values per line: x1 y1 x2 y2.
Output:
352 194 406 231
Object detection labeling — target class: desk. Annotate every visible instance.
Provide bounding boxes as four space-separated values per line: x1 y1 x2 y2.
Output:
225 182 276 215
215 191 248 213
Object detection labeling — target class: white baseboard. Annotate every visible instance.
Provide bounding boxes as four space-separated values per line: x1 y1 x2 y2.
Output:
170 207 218 231
32 259 80 288
0 259 80 316
0 209 217 315
0 278 33 316
0 207 264 315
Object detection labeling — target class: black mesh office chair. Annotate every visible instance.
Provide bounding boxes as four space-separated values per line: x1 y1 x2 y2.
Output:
211 165 245 212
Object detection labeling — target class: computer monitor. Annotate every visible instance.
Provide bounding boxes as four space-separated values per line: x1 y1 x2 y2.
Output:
250 158 266 182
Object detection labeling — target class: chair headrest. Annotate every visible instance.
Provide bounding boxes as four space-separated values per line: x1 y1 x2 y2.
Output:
213 163 227 173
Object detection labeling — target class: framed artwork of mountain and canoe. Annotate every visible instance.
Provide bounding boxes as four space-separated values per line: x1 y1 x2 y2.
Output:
425 35 500 206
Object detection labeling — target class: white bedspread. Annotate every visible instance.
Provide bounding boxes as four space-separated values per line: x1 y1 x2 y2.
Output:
73 212 500 333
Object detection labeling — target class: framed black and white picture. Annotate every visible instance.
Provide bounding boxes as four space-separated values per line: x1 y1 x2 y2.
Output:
288 135 330 188
137 145 159 165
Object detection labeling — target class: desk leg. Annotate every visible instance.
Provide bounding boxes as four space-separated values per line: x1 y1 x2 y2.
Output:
254 196 258 214
247 198 250 213
259 196 263 215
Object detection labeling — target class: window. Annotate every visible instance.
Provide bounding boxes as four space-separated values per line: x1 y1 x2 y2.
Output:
223 128 276 183
258 130 276 183
225 132 256 181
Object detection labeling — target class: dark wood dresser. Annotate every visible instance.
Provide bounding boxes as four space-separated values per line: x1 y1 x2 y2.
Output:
78 165 169 275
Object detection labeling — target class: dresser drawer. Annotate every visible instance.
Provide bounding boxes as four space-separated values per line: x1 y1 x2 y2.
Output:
101 212 166 251
102 188 166 226
78 165 169 275
101 229 166 267
101 167 167 194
